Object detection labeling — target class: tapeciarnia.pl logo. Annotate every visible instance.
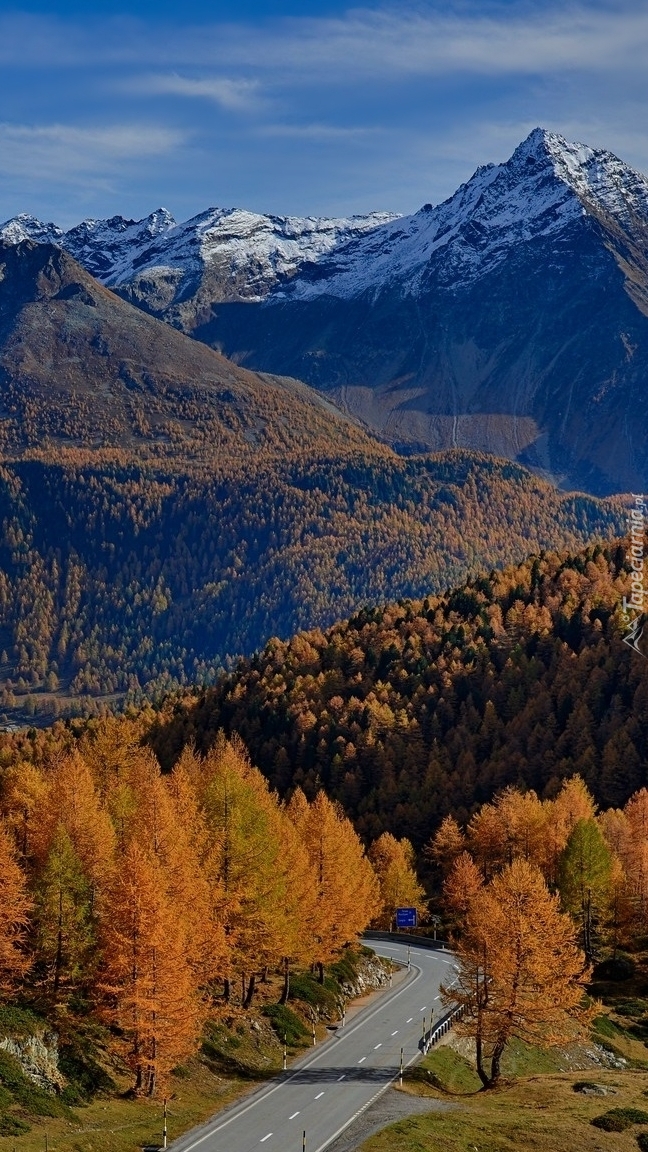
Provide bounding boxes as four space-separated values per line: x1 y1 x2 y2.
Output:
622 494 646 656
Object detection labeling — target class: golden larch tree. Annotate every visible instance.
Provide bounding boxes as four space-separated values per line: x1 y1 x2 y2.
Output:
368 833 427 929
0 820 32 995
288 788 380 980
446 857 589 1089
100 839 201 1096
442 851 484 931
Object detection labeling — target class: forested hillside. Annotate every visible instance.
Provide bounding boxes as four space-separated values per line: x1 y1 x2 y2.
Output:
0 454 624 724
148 540 647 845
0 240 626 724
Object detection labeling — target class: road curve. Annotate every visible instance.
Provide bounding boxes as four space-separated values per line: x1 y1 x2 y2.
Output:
169 941 458 1152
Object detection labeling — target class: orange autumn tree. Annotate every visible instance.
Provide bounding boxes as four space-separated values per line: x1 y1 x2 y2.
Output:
100 839 200 1096
0 820 32 996
368 833 427 929
442 851 484 933
288 788 380 981
445 857 590 1089
30 752 116 891
199 738 311 1005
116 749 226 994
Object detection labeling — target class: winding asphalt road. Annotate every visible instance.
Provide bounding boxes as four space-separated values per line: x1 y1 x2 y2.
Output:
170 940 458 1152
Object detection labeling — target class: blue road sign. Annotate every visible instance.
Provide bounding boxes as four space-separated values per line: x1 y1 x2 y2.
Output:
396 907 418 928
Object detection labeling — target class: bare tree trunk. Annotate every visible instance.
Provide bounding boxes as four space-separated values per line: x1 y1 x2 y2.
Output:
54 886 64 997
244 973 257 1008
475 1031 490 1089
317 961 324 985
223 976 231 1002
280 958 290 1005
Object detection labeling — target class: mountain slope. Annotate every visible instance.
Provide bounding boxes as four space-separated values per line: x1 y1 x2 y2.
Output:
0 239 376 464
0 451 624 724
148 539 647 845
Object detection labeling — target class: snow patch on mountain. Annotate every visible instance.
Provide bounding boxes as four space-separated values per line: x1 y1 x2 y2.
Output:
280 128 648 301
0 214 63 247
0 205 399 303
2 129 648 307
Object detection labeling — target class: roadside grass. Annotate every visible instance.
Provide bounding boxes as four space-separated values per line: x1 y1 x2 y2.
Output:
404 1035 584 1099
364 1071 648 1152
0 1059 253 1152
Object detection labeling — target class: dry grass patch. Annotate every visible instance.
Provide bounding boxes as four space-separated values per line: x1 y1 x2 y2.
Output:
363 1071 648 1152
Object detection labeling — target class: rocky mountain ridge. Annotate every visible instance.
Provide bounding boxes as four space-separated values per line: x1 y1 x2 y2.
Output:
3 128 648 494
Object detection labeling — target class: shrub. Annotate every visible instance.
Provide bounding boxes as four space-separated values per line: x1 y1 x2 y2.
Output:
613 1000 648 1018
262 1005 308 1047
0 1113 30 1136
591 1108 648 1132
58 1035 116 1100
594 956 635 982
0 1007 44 1037
289 974 337 1014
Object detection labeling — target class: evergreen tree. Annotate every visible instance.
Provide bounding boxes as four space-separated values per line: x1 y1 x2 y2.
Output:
558 818 612 963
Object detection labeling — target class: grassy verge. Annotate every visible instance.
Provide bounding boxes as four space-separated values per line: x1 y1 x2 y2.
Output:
364 1070 648 1152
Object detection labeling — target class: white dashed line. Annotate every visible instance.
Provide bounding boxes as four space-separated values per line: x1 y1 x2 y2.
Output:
391 1030 398 1036
315 1092 325 1099
358 1057 366 1064
406 1017 413 1023
337 1074 346 1082
434 995 440 1000
289 1113 300 1120
420 1006 427 1011
260 1135 273 1143
374 1043 382 1049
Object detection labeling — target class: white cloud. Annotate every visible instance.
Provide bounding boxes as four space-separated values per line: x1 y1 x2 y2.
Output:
2 4 648 80
130 73 262 112
0 123 185 187
212 5 648 81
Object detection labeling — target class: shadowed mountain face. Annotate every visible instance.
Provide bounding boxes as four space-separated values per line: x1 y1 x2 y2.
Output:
0 239 378 466
192 132 648 496
201 214 648 495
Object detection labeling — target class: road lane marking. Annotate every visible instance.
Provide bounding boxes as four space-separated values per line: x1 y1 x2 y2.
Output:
391 1031 398 1036
374 1043 382 1049
420 1006 427 1011
289 1112 300 1120
260 1135 273 1143
175 940 429 1151
315 1092 325 1099
358 1056 366 1063
434 995 440 1000
337 1074 346 1081
406 1017 413 1023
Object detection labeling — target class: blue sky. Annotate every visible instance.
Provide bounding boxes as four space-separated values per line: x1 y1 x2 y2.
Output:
1 1 647 227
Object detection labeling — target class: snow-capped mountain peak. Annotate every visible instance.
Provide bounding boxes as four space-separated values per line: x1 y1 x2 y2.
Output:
277 128 648 302
1 128 647 313
0 213 63 247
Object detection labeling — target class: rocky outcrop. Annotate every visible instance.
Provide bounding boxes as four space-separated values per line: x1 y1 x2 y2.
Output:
337 952 391 1001
0 1031 66 1094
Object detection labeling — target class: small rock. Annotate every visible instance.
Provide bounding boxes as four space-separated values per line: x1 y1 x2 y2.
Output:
573 1081 617 1096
